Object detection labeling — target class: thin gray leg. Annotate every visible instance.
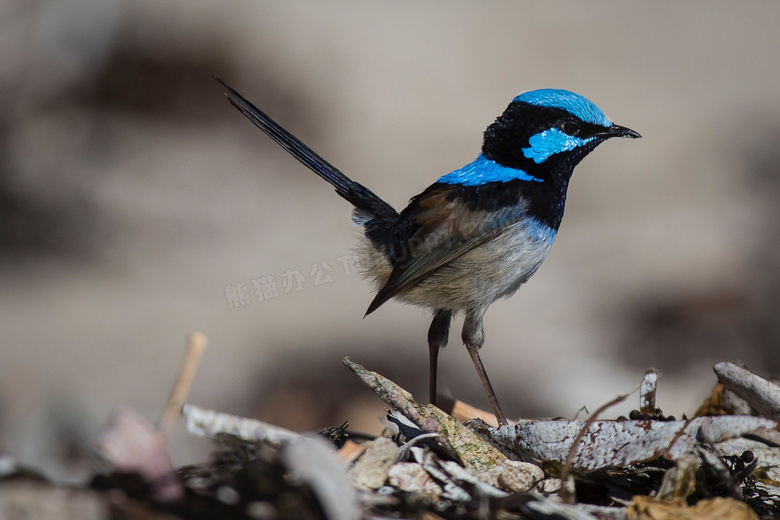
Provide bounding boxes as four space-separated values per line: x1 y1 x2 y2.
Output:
463 309 508 426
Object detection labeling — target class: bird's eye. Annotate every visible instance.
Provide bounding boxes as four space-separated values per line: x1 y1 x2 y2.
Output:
560 121 580 136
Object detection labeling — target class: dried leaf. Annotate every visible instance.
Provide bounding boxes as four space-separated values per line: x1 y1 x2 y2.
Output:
627 496 758 520
347 437 398 491
92 408 183 502
387 462 443 497
655 454 698 500
337 440 367 462
696 381 755 418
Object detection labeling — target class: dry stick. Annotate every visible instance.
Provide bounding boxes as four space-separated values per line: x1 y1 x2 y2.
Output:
639 368 659 415
157 332 209 443
558 391 631 504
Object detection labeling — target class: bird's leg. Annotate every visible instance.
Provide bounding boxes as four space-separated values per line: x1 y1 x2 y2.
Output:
463 309 508 426
465 344 507 426
427 309 452 406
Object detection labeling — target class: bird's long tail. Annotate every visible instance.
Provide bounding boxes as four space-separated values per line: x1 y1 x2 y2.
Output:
215 78 398 220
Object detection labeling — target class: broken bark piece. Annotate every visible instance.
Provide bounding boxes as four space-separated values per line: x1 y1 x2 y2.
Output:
182 404 300 446
342 357 508 470
714 362 780 420
486 415 777 472
560 390 631 503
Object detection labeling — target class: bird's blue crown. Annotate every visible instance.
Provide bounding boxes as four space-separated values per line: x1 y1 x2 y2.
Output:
513 89 612 127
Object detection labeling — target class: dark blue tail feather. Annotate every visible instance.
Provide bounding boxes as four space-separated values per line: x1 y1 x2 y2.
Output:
215 77 398 220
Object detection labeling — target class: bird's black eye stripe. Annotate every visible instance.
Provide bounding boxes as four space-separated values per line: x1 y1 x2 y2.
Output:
560 120 580 136
562 119 614 139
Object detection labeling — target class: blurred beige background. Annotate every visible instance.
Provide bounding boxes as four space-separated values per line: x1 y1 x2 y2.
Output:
2 1 780 480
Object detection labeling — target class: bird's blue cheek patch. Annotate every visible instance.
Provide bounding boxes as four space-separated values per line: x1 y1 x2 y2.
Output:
522 128 596 164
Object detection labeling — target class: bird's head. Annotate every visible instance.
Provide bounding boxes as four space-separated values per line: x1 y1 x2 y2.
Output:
482 89 640 180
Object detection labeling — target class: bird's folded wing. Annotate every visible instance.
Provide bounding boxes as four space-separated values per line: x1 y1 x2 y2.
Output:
365 226 506 314
365 186 522 314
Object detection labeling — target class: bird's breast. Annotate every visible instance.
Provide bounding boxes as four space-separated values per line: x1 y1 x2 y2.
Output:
466 217 557 302
355 215 556 312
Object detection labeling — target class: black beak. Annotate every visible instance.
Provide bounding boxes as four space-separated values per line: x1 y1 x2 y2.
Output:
600 123 641 139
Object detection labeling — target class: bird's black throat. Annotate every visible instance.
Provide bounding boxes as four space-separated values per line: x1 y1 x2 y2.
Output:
439 174 569 231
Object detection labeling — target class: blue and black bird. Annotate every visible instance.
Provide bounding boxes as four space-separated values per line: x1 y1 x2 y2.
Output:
217 79 640 425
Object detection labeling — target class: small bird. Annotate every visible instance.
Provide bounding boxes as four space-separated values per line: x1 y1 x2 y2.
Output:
216 78 640 425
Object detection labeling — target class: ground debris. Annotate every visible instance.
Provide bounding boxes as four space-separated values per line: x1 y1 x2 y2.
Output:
3 360 780 519
342 357 509 471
